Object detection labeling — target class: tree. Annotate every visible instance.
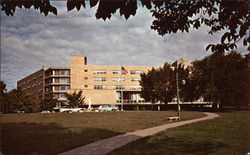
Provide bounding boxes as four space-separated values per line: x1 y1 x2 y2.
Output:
0 81 7 112
40 93 58 111
180 73 202 103
191 51 250 108
140 63 189 104
3 88 39 113
240 53 250 107
1 0 249 53
65 90 85 108
0 80 7 95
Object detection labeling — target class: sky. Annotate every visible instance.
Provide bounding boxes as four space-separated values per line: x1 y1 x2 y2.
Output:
0 2 246 90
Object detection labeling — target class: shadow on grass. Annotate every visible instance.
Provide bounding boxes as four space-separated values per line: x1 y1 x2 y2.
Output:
160 136 228 154
109 135 228 155
1 122 121 155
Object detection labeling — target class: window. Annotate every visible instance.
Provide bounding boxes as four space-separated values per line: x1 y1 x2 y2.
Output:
60 85 69 91
93 70 107 74
54 86 60 91
84 69 88 72
61 78 70 83
94 85 107 89
112 70 122 74
55 70 70 75
93 77 107 81
84 77 88 80
55 70 60 75
55 78 60 83
130 70 142 74
54 86 69 91
130 86 142 90
65 70 70 75
54 94 59 99
60 70 65 75
45 87 51 92
112 78 125 82
112 85 125 89
131 78 141 82
59 93 66 99
84 85 88 88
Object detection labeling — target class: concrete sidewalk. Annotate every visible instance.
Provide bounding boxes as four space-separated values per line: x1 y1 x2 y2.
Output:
59 112 219 155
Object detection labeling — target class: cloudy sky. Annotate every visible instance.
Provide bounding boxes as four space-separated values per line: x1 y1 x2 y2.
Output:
1 2 245 90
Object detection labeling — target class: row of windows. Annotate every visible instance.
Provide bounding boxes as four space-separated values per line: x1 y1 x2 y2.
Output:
54 78 70 83
54 93 66 99
29 88 43 95
93 85 142 90
21 81 43 90
84 70 143 75
54 85 70 91
19 74 43 86
54 70 70 76
90 77 141 82
93 77 107 81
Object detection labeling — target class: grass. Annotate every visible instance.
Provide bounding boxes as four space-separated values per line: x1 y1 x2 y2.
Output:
0 111 204 154
109 111 250 155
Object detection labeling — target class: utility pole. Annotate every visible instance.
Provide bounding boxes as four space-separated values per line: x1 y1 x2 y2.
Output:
176 72 181 119
121 89 124 111
120 67 124 111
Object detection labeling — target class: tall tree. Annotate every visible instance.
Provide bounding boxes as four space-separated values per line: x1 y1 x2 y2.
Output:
65 90 85 108
1 0 249 52
191 51 249 108
140 63 189 104
3 88 39 113
40 93 58 111
0 81 7 112
180 72 202 103
241 53 250 107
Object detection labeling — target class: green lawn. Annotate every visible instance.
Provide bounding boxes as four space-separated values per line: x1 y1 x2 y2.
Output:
0 111 204 154
109 111 250 155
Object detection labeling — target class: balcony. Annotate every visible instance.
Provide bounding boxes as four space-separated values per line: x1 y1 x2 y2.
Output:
45 83 70 87
116 99 145 104
58 97 67 101
45 74 70 79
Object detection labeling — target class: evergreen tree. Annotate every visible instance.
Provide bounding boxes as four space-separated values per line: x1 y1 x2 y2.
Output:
65 90 85 108
40 93 58 111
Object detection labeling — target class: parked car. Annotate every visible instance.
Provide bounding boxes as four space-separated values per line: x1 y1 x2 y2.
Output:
110 105 119 111
59 108 85 113
97 105 119 112
41 110 51 113
13 110 25 113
